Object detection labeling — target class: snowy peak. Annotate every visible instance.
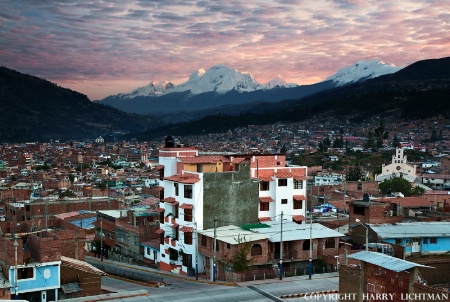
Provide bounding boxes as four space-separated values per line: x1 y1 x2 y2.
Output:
265 75 298 89
170 64 264 94
117 81 174 99
325 59 404 86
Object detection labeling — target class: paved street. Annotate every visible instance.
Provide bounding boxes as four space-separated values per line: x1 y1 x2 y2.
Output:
87 256 339 302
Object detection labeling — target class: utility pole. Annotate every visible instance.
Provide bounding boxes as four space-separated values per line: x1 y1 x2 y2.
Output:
280 211 283 280
212 217 217 282
100 220 103 261
195 221 198 280
309 204 313 280
14 237 18 299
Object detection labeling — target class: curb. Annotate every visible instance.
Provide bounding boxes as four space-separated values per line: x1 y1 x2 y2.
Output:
281 290 339 299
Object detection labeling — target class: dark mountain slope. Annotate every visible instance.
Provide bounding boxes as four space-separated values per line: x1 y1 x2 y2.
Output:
0 67 161 142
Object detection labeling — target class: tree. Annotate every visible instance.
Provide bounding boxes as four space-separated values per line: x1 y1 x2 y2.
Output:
392 135 400 147
378 175 425 197
224 236 254 273
332 136 344 148
373 120 389 149
346 164 364 181
318 137 331 152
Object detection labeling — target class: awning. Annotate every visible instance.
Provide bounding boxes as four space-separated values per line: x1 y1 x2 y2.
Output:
155 229 165 234
258 217 272 222
292 215 306 222
61 282 81 294
259 197 274 203
180 226 194 232
162 197 177 203
294 176 307 181
179 203 193 209
171 223 179 229
172 201 179 206
293 195 306 201
155 208 165 213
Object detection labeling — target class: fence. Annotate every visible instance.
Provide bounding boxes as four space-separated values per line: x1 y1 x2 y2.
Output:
93 263 164 284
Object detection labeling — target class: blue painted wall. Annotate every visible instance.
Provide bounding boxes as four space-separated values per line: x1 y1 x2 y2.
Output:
9 262 60 294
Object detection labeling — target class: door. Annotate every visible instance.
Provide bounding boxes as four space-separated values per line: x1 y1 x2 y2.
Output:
412 238 421 253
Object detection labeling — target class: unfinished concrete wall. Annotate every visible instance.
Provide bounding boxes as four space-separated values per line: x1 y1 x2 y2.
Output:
203 163 259 229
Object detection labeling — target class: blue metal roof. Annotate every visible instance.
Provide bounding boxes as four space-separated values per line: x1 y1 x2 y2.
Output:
348 251 433 272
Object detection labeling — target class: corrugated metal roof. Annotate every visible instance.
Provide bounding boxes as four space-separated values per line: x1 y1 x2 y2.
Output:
348 251 433 272
198 225 270 244
369 222 450 239
249 221 345 242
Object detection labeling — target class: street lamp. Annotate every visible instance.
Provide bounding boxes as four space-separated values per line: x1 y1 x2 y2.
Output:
355 219 368 251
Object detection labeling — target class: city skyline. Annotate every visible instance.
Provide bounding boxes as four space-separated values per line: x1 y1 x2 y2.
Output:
1 0 449 100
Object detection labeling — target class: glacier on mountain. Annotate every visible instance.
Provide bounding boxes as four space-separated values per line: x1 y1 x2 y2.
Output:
325 59 404 86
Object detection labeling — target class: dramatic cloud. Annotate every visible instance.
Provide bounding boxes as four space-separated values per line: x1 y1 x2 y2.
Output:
0 0 449 100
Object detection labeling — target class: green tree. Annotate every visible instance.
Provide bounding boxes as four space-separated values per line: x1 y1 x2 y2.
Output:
392 135 400 148
374 120 389 149
318 137 331 152
346 164 364 181
378 175 425 197
224 236 254 273
332 136 344 148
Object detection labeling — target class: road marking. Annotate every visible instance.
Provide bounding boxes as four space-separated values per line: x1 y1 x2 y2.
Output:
247 285 285 302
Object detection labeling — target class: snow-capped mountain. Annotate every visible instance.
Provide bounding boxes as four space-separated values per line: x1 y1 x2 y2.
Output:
115 81 174 99
169 64 264 94
265 75 298 89
325 59 404 86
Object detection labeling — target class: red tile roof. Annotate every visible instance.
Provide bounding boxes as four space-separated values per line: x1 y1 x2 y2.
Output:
292 215 305 222
258 217 272 222
180 226 194 232
170 223 179 229
256 169 274 181
155 228 165 234
164 173 200 184
179 203 193 209
155 208 165 213
259 197 274 203
179 156 230 164
162 197 177 203
293 195 306 201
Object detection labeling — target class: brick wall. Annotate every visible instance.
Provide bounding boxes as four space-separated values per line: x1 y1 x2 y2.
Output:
60 265 102 297
339 265 361 302
27 233 61 262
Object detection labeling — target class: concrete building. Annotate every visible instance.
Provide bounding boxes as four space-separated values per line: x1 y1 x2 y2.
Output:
156 136 308 276
376 147 417 183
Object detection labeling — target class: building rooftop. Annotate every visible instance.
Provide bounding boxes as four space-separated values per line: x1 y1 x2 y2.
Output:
369 222 450 239
198 225 270 244
249 221 345 242
348 251 433 272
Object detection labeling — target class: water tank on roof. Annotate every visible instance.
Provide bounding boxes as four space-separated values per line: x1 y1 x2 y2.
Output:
165 136 175 148
362 193 370 202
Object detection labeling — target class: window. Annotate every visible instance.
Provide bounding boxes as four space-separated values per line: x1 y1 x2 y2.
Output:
281 199 288 204
18 267 34 280
184 185 192 198
201 235 207 247
260 181 269 191
302 240 310 251
174 183 179 196
294 180 303 189
215 241 220 251
184 208 193 222
169 248 178 261
325 238 335 248
182 253 192 268
423 238 428 244
147 247 150 254
430 238 438 244
395 239 402 245
278 179 287 186
227 243 230 249
260 201 269 211
174 204 179 219
184 232 192 245
293 199 302 209
251 244 263 256
108 232 112 239
357 182 362 190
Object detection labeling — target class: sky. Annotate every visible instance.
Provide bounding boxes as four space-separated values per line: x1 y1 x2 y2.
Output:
1 0 449 101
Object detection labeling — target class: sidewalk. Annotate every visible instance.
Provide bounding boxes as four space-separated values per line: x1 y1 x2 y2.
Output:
86 255 338 287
